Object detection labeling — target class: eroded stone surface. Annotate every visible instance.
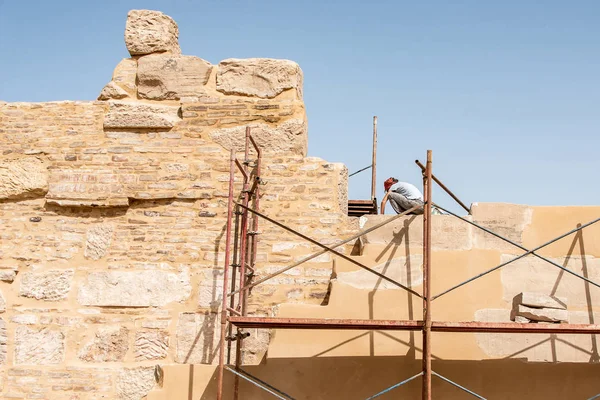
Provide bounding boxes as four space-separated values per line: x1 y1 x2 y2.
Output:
209 119 308 156
19 270 74 301
0 158 48 200
138 54 213 100
337 255 423 290
15 327 64 365
117 367 156 400
78 269 191 307
85 224 114 260
0 319 6 364
125 10 180 56
216 58 303 99
501 255 600 307
79 326 129 362
198 270 223 312
113 58 138 94
514 292 567 310
135 330 169 361
0 270 16 283
98 81 129 100
0 291 5 313
103 101 181 129
472 203 533 253
175 312 218 364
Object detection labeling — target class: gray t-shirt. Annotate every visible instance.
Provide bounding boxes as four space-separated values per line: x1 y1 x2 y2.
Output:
390 182 423 201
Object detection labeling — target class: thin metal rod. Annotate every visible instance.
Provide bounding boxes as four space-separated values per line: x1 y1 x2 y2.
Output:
365 371 423 399
217 148 236 400
587 393 600 400
371 116 377 202
235 203 423 298
224 367 295 400
349 165 372 178
432 216 600 301
229 205 420 297
249 132 261 287
235 158 248 181
415 159 470 214
422 150 432 400
432 371 487 399
435 204 600 292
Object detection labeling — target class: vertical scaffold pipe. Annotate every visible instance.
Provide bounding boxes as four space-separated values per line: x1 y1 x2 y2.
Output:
217 148 236 400
422 150 433 400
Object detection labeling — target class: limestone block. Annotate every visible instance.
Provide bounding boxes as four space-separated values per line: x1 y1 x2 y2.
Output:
471 203 532 253
175 312 218 364
359 214 472 251
0 270 16 283
19 269 74 301
0 291 5 313
85 224 114 260
209 119 307 156
125 10 180 56
112 58 138 94
103 101 181 129
117 367 156 400
138 54 213 100
15 327 64 365
501 254 600 308
216 58 303 99
98 81 129 100
78 269 191 307
134 330 169 361
79 326 129 362
337 255 423 290
516 305 568 323
514 315 530 323
514 292 567 310
0 158 48 200
0 318 6 364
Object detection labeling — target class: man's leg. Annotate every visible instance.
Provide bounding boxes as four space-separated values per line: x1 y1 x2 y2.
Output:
388 192 424 215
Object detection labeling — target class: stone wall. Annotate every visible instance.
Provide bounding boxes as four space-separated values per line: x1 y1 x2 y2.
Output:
0 10 351 399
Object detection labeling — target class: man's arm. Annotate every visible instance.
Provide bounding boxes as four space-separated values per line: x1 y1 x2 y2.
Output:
380 191 389 215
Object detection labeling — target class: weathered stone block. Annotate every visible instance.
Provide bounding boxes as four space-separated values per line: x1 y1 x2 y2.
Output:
0 318 6 365
113 58 138 94
516 304 568 323
134 330 169 361
217 58 303 99
175 312 218 364
98 81 129 100
19 270 74 301
125 10 180 56
15 327 64 365
514 292 567 310
471 203 532 253
138 54 213 100
209 119 307 156
0 158 48 200
103 102 181 129
0 291 5 313
85 224 114 260
198 270 223 312
79 326 129 362
116 367 156 400
78 269 191 307
0 270 16 283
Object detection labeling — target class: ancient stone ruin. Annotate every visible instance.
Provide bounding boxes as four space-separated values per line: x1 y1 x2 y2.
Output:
1 9 600 400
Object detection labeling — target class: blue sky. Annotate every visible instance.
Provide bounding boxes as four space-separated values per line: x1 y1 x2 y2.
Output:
1 1 599 212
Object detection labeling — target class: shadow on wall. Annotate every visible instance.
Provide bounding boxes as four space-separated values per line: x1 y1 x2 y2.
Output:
198 356 600 399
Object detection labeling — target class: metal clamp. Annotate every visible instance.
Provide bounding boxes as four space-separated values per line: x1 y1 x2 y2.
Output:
225 331 251 341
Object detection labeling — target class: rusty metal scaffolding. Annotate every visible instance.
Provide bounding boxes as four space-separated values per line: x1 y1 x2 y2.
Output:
217 145 600 399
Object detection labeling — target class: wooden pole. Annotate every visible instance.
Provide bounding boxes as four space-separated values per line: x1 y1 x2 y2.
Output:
371 116 378 204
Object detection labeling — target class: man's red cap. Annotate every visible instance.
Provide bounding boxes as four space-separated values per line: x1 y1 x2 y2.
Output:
384 177 398 192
